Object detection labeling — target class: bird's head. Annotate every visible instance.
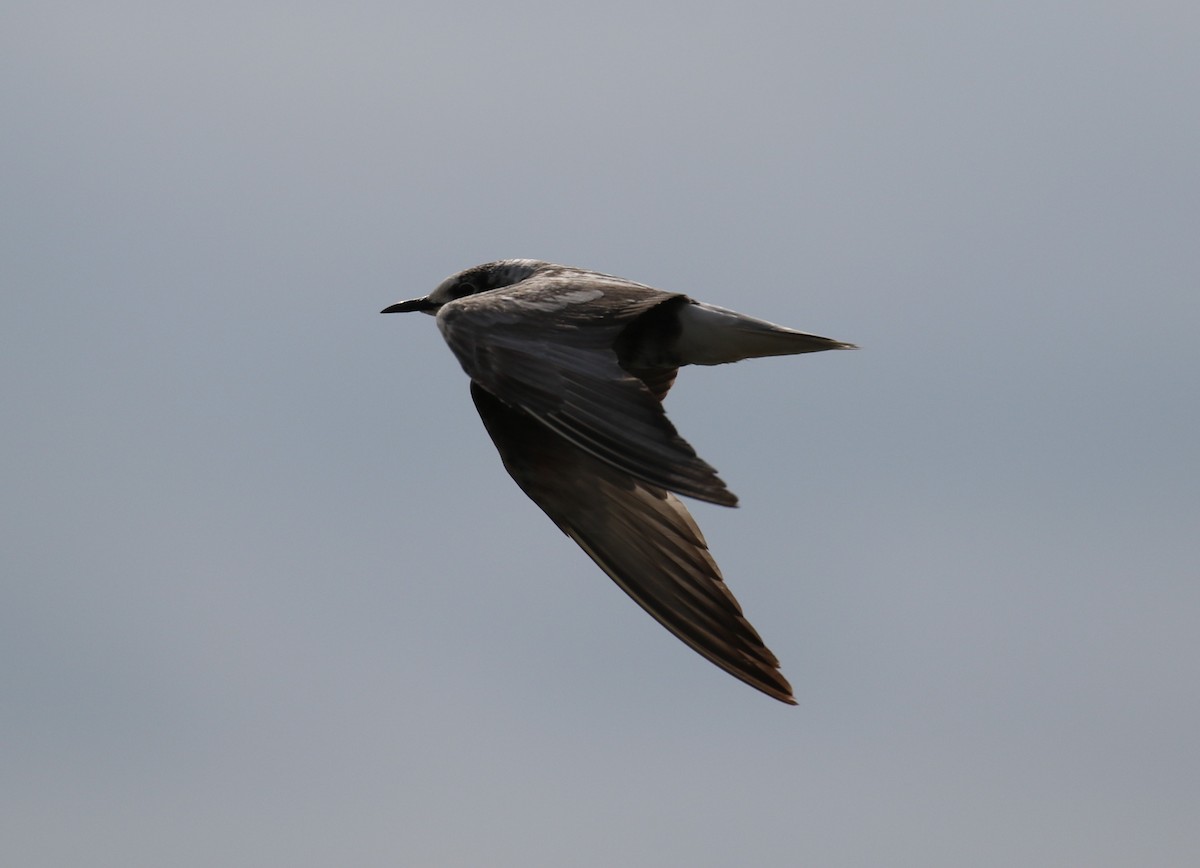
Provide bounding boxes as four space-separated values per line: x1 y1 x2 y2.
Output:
381 259 550 315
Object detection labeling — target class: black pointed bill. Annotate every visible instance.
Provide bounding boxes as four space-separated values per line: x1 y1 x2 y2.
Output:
381 297 438 314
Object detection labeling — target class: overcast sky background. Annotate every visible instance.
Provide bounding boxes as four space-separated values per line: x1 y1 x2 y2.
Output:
3 2 1198 866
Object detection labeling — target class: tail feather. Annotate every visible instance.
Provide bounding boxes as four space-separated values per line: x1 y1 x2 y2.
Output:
675 301 857 366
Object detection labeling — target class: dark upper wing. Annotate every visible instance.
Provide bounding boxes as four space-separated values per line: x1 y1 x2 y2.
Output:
471 382 795 705
437 276 735 506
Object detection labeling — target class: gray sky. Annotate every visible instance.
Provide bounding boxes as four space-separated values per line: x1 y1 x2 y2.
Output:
3 2 1198 866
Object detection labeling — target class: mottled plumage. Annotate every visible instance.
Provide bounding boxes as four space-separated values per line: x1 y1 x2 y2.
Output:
382 259 855 704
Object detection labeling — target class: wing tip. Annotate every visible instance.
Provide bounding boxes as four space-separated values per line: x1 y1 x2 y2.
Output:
705 487 739 508
673 473 738 507
741 665 796 705
763 679 798 705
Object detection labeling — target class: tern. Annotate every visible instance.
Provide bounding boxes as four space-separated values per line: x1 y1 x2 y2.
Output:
382 259 855 704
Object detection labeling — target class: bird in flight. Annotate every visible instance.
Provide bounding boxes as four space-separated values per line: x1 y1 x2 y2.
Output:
382 260 855 704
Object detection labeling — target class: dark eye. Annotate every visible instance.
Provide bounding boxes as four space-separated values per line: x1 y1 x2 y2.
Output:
454 280 476 298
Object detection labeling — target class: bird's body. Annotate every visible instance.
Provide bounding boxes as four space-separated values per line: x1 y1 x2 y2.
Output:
383 259 854 704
